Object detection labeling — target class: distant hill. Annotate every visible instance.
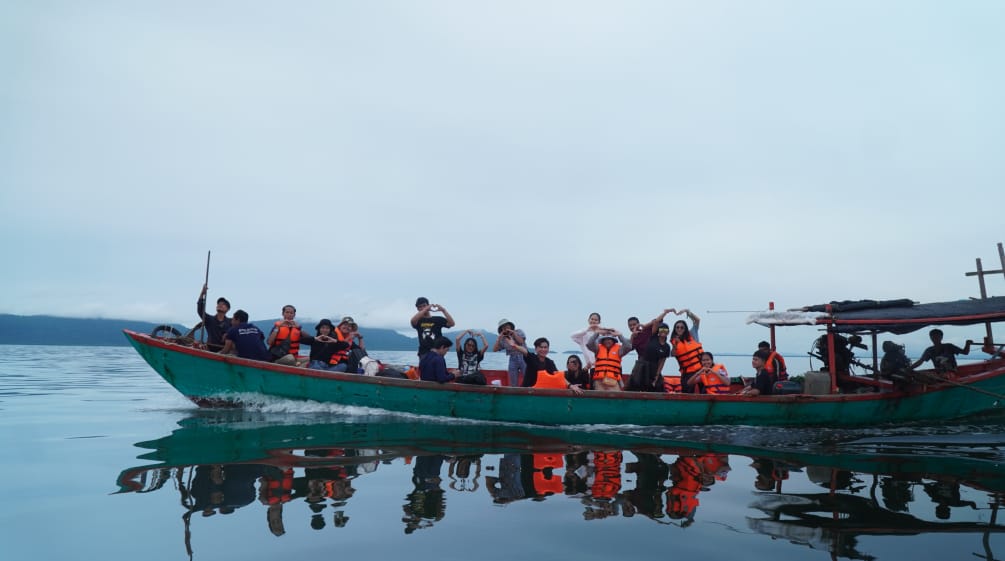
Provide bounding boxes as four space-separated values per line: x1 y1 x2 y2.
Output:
0 314 496 350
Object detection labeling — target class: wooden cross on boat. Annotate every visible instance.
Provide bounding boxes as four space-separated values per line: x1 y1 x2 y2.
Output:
965 242 1005 353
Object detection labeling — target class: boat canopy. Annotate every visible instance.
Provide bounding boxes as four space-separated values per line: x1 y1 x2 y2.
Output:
748 296 1005 335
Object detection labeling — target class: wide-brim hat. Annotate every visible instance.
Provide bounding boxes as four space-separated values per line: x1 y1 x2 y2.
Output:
339 316 357 327
599 333 618 342
315 318 335 332
497 319 515 332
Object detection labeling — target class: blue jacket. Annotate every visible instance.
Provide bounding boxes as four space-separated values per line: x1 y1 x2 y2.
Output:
419 351 454 383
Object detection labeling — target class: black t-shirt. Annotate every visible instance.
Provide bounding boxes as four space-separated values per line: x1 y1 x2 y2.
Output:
565 369 592 389
197 299 230 351
413 316 448 356
919 343 965 373
753 369 774 396
633 338 671 392
456 349 486 376
644 338 671 364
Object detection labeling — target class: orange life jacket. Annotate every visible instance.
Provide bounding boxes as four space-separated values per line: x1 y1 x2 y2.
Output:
272 322 302 357
672 338 704 375
698 364 730 394
323 478 352 500
664 375 682 393
593 343 623 381
261 468 294 505
328 328 350 365
532 453 564 495
533 370 567 389
667 456 702 518
698 453 730 481
533 453 564 471
667 487 699 519
591 451 622 499
764 351 788 380
533 471 564 495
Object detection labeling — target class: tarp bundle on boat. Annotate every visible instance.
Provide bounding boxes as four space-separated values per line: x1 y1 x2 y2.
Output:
749 296 1005 335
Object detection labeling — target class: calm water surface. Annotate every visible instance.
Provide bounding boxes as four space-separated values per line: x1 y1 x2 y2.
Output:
1 344 1003 561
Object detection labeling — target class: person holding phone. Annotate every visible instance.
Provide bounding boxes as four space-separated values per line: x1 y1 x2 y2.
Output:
492 319 527 386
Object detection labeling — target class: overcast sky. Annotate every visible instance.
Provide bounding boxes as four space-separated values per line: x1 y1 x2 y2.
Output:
3 1 1003 357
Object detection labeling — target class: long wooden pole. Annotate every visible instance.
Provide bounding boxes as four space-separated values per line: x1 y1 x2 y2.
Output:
200 251 211 344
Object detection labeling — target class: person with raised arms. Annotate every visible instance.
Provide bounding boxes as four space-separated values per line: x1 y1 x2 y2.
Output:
196 283 231 352
493 318 527 386
410 297 456 359
669 309 703 393
570 312 603 369
587 329 632 391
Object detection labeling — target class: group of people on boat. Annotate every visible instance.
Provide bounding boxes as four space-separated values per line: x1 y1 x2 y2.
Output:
406 299 755 394
195 285 1001 396
195 287 786 394
197 285 370 373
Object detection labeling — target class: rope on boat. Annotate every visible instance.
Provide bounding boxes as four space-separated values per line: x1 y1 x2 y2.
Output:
912 371 1005 401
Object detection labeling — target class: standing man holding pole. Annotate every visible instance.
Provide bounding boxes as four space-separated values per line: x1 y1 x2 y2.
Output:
197 283 231 352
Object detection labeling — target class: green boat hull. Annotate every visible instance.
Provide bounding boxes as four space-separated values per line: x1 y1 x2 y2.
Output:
126 330 1005 427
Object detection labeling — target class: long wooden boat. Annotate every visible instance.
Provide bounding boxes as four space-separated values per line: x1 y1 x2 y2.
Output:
123 307 1005 427
126 247 1005 427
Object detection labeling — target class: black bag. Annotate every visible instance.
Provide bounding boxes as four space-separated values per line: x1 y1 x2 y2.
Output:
345 348 369 373
377 367 408 379
270 339 291 360
773 380 803 395
455 372 487 386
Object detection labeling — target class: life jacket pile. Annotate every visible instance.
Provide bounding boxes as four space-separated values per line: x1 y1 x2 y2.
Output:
663 375 682 393
532 453 565 496
532 370 567 389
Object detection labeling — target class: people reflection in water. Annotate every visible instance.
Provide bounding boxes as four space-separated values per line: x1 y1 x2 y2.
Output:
751 457 789 492
880 477 916 512
448 455 482 492
185 464 266 518
667 455 703 526
486 454 526 504
623 453 670 520
297 448 358 531
403 455 447 534
563 452 590 496
582 450 630 520
923 479 977 519
259 467 294 536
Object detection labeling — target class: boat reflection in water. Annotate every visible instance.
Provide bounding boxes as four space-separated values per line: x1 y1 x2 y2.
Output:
116 410 1005 559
